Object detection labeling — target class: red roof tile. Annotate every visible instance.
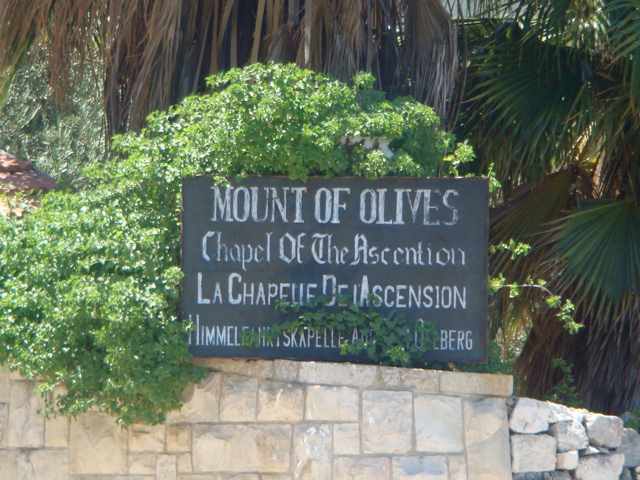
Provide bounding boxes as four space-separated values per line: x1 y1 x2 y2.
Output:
0 150 57 217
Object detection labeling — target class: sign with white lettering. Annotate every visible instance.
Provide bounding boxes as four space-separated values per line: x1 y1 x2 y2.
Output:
182 176 488 362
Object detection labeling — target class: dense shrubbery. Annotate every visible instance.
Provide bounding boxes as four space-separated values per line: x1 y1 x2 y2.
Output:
0 63 467 424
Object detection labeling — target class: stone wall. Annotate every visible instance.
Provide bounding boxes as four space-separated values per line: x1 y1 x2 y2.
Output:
0 359 514 480
508 397 640 480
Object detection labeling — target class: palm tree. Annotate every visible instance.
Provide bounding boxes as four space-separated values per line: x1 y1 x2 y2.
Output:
456 0 640 413
0 0 457 135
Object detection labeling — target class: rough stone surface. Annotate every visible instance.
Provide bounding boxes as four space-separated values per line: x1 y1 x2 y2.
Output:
573 453 625 480
0 402 8 447
509 398 551 434
414 394 463 453
377 367 439 392
620 467 633 480
549 420 589 452
8 380 45 447
69 412 128 474
448 455 467 480
513 472 571 480
584 413 624 448
0 450 69 480
157 454 178 480
298 362 378 387
464 397 512 480
392 456 448 480
306 385 359 421
219 374 258 421
129 423 165 452
511 434 557 473
177 453 192 473
0 369 11 403
547 403 586 424
441 372 513 396
191 358 274 379
193 424 291 473
334 423 360 455
167 425 192 453
294 424 331 479
129 452 156 474
271 359 299 382
362 390 412 454
166 372 221 424
0 363 519 480
44 413 69 448
333 456 391 480
257 380 304 421
555 450 579 470
619 428 640 467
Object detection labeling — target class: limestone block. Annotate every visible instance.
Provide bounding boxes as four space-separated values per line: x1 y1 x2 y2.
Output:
177 453 192 473
414 394 463 453
377 366 440 392
257 380 304 421
306 385 359 421
193 424 291 473
298 362 378 387
448 455 467 480
219 374 258 421
362 390 412 454
513 473 571 480
294 424 332 479
0 450 69 480
272 359 299 382
178 475 260 480
0 402 7 447
580 445 601 456
166 424 192 453
333 456 392 480
129 423 166 452
511 433 557 473
509 398 551 434
157 454 178 480
334 423 360 455
0 368 11 403
547 402 587 424
392 456 448 480
584 413 624 449
69 411 128 474
463 397 512 480
619 428 640 467
8 380 45 447
549 420 589 452
191 358 274 379
574 453 625 480
44 413 69 447
620 467 633 480
556 450 579 470
440 372 513 396
166 372 222 423
129 453 157 474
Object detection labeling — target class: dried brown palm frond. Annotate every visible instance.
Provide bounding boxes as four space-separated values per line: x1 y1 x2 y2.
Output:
402 0 457 119
0 0 457 134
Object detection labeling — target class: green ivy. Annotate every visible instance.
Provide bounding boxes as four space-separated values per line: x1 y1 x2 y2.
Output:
0 63 465 425
240 296 438 368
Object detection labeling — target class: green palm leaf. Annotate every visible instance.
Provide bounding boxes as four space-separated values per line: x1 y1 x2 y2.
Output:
544 198 640 305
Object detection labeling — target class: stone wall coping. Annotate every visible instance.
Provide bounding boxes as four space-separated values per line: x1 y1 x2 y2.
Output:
190 358 514 397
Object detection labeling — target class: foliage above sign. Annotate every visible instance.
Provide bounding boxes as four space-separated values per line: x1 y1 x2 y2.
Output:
182 176 489 363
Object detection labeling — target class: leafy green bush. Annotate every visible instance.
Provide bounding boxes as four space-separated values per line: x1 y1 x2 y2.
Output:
0 63 464 425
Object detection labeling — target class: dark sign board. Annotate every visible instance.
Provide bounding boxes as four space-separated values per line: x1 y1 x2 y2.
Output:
182 176 488 363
